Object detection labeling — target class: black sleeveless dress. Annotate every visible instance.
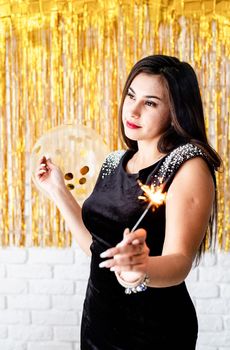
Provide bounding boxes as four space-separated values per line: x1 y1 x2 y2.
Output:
81 143 212 350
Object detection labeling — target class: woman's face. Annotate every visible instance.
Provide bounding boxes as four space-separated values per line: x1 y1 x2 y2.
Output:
122 73 171 144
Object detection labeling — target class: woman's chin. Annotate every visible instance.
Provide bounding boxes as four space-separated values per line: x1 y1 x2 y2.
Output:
124 130 139 141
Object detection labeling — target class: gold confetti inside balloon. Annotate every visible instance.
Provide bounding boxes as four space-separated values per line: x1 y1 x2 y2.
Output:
30 124 110 203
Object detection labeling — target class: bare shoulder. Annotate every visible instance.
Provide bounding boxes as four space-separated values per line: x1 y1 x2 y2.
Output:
167 156 215 204
171 156 214 184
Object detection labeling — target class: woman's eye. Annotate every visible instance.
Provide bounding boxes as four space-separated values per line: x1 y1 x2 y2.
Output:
145 100 157 107
127 92 135 100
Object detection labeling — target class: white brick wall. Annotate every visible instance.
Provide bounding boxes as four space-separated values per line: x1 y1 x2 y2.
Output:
186 252 230 350
0 244 89 350
0 246 229 350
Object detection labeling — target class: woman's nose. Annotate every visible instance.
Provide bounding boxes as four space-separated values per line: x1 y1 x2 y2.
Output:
129 102 141 118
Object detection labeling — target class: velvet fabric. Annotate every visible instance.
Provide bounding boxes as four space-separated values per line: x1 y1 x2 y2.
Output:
81 149 199 349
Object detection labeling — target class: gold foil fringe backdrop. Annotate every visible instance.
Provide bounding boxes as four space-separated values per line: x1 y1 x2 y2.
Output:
0 0 229 249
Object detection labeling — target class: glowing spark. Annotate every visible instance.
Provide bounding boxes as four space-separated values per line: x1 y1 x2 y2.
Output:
137 180 166 210
131 180 166 232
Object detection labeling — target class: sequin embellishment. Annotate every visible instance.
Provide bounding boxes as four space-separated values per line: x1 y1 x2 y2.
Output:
101 150 125 179
151 143 206 186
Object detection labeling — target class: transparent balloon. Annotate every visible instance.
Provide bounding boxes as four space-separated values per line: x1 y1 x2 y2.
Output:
30 124 110 203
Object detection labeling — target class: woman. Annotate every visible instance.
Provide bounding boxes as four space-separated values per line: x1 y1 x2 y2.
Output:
37 55 221 349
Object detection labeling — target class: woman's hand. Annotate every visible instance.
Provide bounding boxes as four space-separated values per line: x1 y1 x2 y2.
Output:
99 228 150 282
36 156 66 196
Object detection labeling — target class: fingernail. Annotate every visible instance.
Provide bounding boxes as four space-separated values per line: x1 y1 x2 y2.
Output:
99 262 107 268
132 239 140 245
100 251 108 258
110 267 116 271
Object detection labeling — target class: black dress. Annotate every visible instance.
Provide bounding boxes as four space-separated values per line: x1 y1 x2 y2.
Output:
81 143 213 350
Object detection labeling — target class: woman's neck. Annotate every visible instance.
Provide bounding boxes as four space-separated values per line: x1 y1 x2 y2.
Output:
127 141 167 174
136 140 166 165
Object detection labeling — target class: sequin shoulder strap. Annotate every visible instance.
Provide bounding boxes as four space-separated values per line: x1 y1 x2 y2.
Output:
151 143 207 187
101 150 126 179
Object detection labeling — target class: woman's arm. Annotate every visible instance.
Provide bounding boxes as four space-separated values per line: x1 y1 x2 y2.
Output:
99 157 215 287
147 156 214 287
36 158 92 256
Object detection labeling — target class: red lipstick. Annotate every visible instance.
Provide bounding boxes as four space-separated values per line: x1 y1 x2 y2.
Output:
126 121 141 129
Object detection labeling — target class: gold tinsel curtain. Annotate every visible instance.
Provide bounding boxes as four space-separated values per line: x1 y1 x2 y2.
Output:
0 0 229 248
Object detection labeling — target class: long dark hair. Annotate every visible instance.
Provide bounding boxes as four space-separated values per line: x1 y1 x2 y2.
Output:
118 55 222 262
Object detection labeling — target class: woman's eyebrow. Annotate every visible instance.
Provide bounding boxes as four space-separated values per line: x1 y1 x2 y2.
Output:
128 86 162 101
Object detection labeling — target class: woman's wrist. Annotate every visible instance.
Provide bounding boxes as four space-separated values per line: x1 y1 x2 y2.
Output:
115 271 149 294
115 271 148 286
49 184 71 202
119 271 145 284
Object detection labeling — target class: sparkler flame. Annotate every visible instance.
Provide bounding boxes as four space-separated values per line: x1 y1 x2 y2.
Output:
137 180 166 211
131 180 166 232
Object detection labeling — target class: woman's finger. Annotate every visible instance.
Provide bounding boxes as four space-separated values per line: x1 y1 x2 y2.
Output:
100 242 144 258
116 228 130 248
99 251 148 268
114 252 147 266
111 228 147 250
110 263 147 273
123 227 130 238
37 169 47 175
123 229 147 245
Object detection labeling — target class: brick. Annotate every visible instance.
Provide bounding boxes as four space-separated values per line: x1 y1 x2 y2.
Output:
29 280 74 294
7 265 52 279
200 252 217 266
0 265 5 277
0 341 26 350
52 295 84 310
224 316 230 330
8 325 53 341
0 311 30 324
196 346 217 350
220 284 230 298
75 281 88 295
196 299 230 314
0 326 8 338
27 343 73 350
0 280 27 294
198 332 230 347
32 311 78 325
0 249 27 264
187 282 219 298
218 253 230 267
54 326 79 341
28 248 74 264
74 247 91 263
8 295 50 309
0 296 5 309
199 267 230 283
198 315 223 331
186 268 198 283
54 265 90 280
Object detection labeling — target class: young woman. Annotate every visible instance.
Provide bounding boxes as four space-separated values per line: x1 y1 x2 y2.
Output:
36 55 221 349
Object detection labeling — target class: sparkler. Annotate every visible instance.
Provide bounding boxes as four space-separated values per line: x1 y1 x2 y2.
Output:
131 180 167 232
